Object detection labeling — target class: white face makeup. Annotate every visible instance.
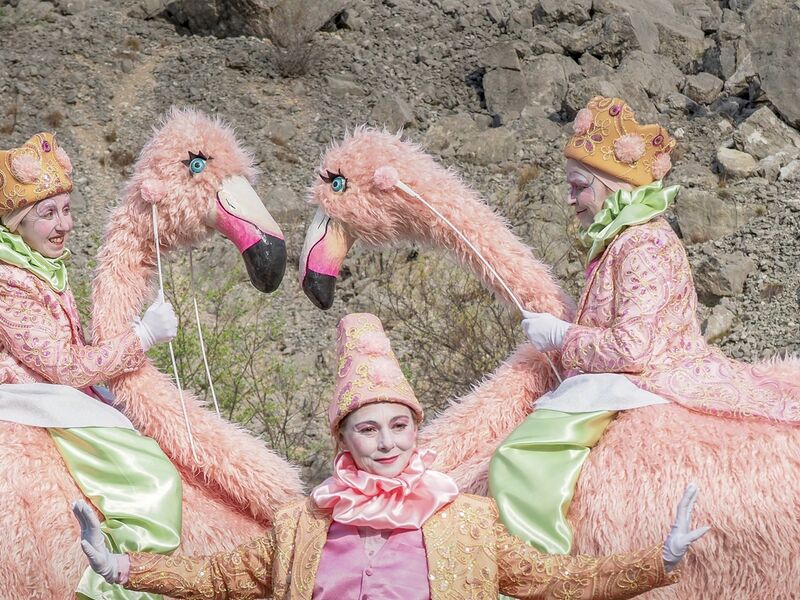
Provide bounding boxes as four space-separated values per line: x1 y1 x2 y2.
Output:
17 194 73 258
338 403 418 478
564 160 613 229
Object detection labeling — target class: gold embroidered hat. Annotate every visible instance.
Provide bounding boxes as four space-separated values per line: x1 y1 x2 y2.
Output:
564 96 676 187
0 132 73 214
330 313 423 434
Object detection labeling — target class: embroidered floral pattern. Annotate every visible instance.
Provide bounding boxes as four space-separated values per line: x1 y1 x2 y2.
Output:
561 220 800 422
0 264 145 387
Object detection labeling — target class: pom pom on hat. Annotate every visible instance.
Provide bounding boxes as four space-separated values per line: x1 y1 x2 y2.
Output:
55 146 73 174
652 153 672 180
10 154 41 184
614 134 646 164
573 109 594 136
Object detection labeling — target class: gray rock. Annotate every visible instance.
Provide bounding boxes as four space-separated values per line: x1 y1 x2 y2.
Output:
479 42 521 71
616 51 683 100
669 161 718 188
523 54 580 117
129 0 168 18
757 154 789 183
565 76 625 115
733 107 800 161
592 0 709 70
533 0 592 25
746 0 800 126
369 96 415 131
717 147 759 180
262 120 297 146
423 113 476 156
694 251 755 303
483 68 528 124
660 92 701 115
683 72 723 105
326 76 365 98
578 53 613 78
779 159 800 182
723 39 755 96
703 304 735 343
457 127 517 165
676 189 742 244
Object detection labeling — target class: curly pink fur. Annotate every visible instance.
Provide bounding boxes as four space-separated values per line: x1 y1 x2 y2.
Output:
373 165 399 191
614 134 646 163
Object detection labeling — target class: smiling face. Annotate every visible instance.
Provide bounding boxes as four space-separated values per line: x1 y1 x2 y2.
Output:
565 159 613 229
17 193 73 258
338 402 418 478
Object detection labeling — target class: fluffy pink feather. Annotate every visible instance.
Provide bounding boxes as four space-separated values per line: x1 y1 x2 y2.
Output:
652 153 672 179
10 154 40 184
572 108 594 136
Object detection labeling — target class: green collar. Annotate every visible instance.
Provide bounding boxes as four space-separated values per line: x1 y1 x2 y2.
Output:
0 224 70 292
580 180 680 263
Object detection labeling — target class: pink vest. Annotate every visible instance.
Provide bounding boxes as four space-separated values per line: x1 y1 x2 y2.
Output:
313 521 430 600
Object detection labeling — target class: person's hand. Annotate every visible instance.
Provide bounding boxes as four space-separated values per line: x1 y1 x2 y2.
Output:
72 500 125 584
662 484 710 572
521 310 571 352
132 291 178 351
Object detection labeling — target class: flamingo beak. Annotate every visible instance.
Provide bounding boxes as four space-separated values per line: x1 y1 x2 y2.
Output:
214 175 286 293
299 207 355 310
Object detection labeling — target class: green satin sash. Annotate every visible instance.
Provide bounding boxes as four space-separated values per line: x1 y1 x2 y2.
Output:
50 427 182 600
0 224 69 292
489 409 615 555
580 180 680 263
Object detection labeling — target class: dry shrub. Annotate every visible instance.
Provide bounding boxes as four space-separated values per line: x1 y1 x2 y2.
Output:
1 101 18 135
46 110 64 128
149 250 328 481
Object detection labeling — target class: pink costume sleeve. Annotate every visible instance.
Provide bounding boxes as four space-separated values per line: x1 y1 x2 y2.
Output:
560 230 671 374
0 276 146 388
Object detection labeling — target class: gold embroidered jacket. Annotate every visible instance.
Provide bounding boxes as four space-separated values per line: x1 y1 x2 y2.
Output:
127 494 677 600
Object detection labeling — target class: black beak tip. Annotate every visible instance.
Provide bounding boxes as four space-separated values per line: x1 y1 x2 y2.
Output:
242 235 287 293
302 271 336 310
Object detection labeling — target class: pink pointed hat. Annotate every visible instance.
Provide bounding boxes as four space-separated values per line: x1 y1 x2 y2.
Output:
330 313 423 434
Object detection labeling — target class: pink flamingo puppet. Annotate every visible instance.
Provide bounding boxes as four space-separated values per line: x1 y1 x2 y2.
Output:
298 128 800 598
0 108 303 598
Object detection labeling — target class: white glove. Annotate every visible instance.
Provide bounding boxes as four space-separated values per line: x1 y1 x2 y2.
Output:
132 291 178 351
662 484 710 572
521 310 571 352
72 500 127 585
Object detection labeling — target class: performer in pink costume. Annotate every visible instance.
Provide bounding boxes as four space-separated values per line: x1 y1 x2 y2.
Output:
297 113 800 596
0 112 302 599
71 313 706 600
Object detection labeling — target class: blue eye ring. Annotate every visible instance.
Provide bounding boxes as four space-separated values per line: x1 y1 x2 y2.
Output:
189 157 206 173
331 175 347 193
182 151 212 176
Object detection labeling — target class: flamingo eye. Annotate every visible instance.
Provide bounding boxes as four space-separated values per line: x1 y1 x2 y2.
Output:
182 151 212 176
331 175 347 193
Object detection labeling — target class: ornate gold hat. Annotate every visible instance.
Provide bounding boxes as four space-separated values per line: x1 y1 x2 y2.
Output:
330 313 423 435
0 132 73 214
564 96 676 187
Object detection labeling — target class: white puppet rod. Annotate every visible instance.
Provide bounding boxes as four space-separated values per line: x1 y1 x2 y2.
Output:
151 203 200 462
380 171 563 384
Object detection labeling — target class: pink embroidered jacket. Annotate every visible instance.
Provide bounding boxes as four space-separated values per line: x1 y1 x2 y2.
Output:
0 263 145 390
561 219 800 423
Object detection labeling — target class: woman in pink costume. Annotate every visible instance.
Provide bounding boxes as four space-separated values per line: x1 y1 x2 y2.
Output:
71 312 706 600
490 95 800 555
0 132 183 600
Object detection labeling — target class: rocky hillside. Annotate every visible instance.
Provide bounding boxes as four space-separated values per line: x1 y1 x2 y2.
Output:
1 0 798 478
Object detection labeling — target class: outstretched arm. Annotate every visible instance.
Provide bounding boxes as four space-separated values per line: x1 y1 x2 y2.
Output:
74 500 273 600
497 485 707 599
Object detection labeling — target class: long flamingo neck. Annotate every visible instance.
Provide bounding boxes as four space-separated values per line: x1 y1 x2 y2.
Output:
91 202 158 340
403 179 571 318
